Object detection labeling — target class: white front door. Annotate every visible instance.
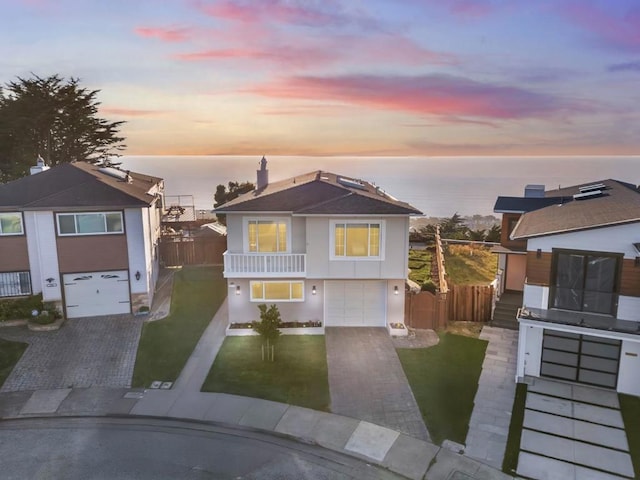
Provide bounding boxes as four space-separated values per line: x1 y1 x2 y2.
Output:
325 280 386 327
63 271 130 318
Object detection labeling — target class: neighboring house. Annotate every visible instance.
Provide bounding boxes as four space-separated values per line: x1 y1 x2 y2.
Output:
215 158 422 331
0 158 164 318
494 179 640 396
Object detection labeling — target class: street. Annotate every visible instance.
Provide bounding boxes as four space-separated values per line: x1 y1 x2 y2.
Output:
0 416 404 479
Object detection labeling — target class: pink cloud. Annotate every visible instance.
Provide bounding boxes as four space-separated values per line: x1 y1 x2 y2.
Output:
135 26 192 42
562 2 640 52
101 107 166 117
246 74 586 119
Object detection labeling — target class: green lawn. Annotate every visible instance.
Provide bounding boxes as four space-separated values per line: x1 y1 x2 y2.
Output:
444 244 497 285
620 394 640 478
502 383 528 474
201 335 330 411
397 332 488 445
0 337 28 387
132 266 226 388
408 249 433 285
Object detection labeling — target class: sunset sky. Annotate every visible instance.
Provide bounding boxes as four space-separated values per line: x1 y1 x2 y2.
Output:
2 0 640 156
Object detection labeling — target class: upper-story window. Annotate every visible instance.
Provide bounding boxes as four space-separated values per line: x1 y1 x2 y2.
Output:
246 219 289 252
0 212 24 235
331 220 384 259
550 249 621 315
57 212 124 236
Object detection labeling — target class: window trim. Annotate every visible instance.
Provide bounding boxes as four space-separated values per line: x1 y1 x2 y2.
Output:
56 211 124 236
249 280 305 302
0 271 32 297
0 212 24 236
549 248 622 316
243 217 291 254
330 219 385 261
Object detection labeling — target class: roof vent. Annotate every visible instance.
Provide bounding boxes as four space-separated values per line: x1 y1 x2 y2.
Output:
30 155 50 175
573 190 603 200
578 183 606 193
337 176 366 190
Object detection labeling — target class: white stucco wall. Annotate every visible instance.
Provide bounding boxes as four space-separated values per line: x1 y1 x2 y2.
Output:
24 211 61 301
618 339 640 396
125 208 148 296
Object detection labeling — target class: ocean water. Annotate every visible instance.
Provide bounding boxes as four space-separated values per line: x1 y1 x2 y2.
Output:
120 155 639 218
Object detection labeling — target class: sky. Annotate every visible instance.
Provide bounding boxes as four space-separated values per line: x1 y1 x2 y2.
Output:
1 0 640 156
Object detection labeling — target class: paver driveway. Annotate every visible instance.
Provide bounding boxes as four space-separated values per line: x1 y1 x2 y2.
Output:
325 327 430 441
0 315 143 392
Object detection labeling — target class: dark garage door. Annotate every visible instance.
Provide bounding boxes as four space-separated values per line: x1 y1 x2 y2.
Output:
541 330 621 389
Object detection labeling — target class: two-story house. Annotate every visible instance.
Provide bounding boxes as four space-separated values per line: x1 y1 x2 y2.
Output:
0 159 164 318
215 159 422 331
494 180 640 396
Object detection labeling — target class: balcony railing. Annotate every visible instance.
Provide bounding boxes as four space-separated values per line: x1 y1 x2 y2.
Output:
223 252 306 278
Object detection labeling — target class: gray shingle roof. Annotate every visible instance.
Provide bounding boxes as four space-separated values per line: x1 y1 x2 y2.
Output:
511 179 640 239
215 170 422 216
0 162 162 210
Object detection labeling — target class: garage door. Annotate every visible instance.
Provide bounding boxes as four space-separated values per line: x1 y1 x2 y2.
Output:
541 330 621 389
63 271 130 318
325 281 386 327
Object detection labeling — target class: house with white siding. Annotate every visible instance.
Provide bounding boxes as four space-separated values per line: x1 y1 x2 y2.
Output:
495 179 640 396
0 159 164 318
215 158 422 332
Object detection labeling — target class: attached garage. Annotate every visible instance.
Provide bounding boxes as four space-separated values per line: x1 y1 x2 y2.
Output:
325 280 386 327
540 330 621 389
63 270 131 318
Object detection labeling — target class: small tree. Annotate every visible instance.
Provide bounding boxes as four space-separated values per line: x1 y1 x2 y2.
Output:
254 304 281 361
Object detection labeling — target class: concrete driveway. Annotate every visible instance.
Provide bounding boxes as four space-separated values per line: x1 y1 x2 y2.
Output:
0 315 143 392
325 327 430 441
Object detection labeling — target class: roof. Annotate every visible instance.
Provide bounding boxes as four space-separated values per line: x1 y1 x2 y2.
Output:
493 196 571 213
194 222 227 237
215 170 422 216
0 161 163 210
511 179 640 239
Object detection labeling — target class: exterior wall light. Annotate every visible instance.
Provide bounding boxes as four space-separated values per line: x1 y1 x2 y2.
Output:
536 249 542 259
394 285 399 295
312 285 317 295
236 285 241 295
135 271 141 281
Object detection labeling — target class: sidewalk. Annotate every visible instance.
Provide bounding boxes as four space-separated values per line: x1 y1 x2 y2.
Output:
0 284 513 480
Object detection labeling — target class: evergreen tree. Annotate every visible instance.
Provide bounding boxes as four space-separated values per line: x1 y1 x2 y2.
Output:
0 74 125 182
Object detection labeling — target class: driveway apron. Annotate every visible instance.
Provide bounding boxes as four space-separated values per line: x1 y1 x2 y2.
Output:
325 327 430 441
0 315 142 392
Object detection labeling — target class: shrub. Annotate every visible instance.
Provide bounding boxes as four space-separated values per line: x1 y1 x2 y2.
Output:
0 294 44 321
421 279 437 293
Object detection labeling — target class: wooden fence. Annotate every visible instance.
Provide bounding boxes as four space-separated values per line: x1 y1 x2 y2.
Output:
447 284 494 322
405 291 449 330
160 235 226 266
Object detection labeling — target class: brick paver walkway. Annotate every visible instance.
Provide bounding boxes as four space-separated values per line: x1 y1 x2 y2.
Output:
325 327 430 441
464 326 518 469
0 315 142 392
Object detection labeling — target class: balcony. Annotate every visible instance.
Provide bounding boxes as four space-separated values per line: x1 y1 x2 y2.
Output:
223 252 306 278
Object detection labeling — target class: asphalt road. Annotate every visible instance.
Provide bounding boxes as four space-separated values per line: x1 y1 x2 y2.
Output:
0 417 404 480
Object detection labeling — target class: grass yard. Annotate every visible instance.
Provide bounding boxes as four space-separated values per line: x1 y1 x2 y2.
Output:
444 244 497 285
201 335 330 411
502 383 528 474
620 394 640 478
397 332 488 445
408 249 433 285
0 338 28 387
132 266 226 388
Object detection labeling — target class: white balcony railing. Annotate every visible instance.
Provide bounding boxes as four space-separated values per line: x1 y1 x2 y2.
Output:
223 252 306 278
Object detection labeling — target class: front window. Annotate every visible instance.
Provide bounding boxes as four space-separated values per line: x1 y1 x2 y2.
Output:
333 221 382 258
0 272 31 297
247 219 288 252
550 250 621 315
0 212 24 235
250 281 304 302
57 212 124 236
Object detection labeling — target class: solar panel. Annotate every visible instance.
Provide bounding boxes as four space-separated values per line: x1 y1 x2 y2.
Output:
573 190 603 200
337 176 367 190
578 183 606 193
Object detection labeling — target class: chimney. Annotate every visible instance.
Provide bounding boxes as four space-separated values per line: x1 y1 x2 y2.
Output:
257 156 268 189
524 184 545 198
30 155 50 175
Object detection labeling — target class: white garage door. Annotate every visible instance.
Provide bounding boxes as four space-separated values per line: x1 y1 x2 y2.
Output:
63 271 130 318
325 281 386 327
